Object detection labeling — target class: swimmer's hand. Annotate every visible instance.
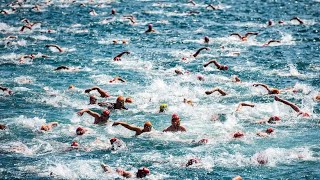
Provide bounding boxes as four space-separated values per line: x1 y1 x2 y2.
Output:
77 109 88 116
205 91 213 95
84 89 91 93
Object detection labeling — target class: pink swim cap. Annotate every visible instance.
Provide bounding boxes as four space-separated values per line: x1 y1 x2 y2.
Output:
273 116 281 121
266 128 274 134
102 110 110 116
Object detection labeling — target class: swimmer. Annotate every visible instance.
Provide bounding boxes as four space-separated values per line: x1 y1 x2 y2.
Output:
274 96 310 117
111 8 116 15
20 24 32 32
197 74 205 81
256 152 268 165
256 115 281 124
113 51 130 61
40 122 58 131
19 54 35 63
267 19 273 26
186 158 200 167
236 102 255 111
183 98 194 106
188 0 196 6
230 32 259 41
124 16 136 24
45 44 63 52
145 24 156 33
233 131 244 138
0 86 13 95
257 128 274 137
89 95 97 104
159 103 168 113
206 4 220 10
205 88 227 96
85 86 110 98
204 36 210 44
163 114 187 132
76 126 88 135
262 40 281 46
253 83 280 94
110 137 126 151
232 75 241 83
192 138 208 145
0 124 7 130
174 69 189 75
125 97 133 103
98 96 128 110
112 121 152 136
54 66 72 71
109 76 126 83
192 47 210 58
101 164 150 178
203 60 228 70
233 176 243 180
315 94 320 101
290 16 304 24
77 109 110 124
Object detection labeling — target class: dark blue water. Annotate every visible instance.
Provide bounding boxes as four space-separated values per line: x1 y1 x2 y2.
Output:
0 0 319 179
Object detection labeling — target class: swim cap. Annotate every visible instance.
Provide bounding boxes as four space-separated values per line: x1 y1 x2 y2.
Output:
125 97 133 103
172 113 180 120
198 138 208 144
102 109 110 116
117 96 125 102
159 104 168 112
204 36 209 43
271 89 280 94
273 116 281 121
144 121 152 127
76 127 85 135
71 141 79 147
224 65 228 70
233 132 244 138
266 128 274 134
110 137 118 144
148 24 153 27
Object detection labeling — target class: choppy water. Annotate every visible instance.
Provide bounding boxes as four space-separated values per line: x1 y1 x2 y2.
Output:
0 0 320 179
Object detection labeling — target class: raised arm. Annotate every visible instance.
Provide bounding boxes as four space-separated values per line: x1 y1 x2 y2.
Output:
236 102 255 111
0 86 13 95
45 44 63 52
112 122 141 133
244 32 259 38
230 33 242 39
193 47 210 57
290 16 304 24
113 51 130 61
253 83 271 91
85 86 110 97
77 109 100 119
205 88 227 96
274 96 300 113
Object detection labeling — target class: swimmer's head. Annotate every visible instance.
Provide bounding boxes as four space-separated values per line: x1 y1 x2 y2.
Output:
40 125 49 131
110 137 118 144
266 128 274 134
233 132 244 138
270 89 280 94
71 141 79 147
148 24 153 28
204 36 209 43
76 127 86 135
68 84 75 89
125 97 133 103
159 104 168 112
186 158 200 167
171 114 180 127
90 95 97 104
223 65 228 70
273 116 281 121
232 175 243 180
172 113 180 120
136 167 150 178
198 138 208 144
117 96 125 103
111 8 116 15
0 124 6 130
143 121 152 132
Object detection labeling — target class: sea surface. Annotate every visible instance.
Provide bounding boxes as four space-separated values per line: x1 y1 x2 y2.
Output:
0 0 320 179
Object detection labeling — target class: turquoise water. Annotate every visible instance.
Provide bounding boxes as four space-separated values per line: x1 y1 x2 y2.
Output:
0 0 320 179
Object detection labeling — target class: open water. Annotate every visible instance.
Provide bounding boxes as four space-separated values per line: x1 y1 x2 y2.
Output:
0 0 320 179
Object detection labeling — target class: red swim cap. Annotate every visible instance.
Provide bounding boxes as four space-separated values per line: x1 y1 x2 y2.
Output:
76 127 85 135
224 65 228 70
172 113 180 120
110 137 118 144
103 110 110 116
71 141 79 147
273 116 281 121
198 139 208 144
125 97 133 103
266 128 274 134
117 96 125 102
233 132 244 138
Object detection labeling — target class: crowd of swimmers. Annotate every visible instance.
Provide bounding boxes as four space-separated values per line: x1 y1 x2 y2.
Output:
0 0 319 179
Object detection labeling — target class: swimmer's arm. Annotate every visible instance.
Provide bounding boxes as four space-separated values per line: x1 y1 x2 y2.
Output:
0 86 13 94
112 122 141 132
77 109 100 118
193 47 209 57
253 83 271 91
236 102 255 111
85 86 110 97
206 88 227 96
203 60 217 67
